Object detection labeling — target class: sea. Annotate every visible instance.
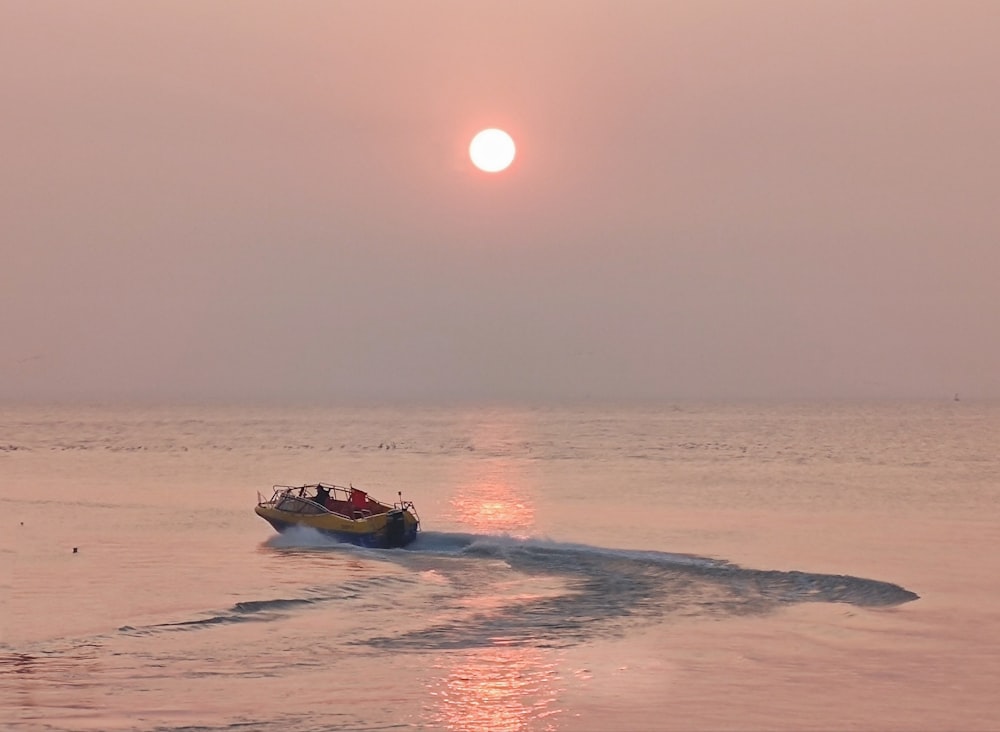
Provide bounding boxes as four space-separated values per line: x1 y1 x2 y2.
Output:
1 400 997 732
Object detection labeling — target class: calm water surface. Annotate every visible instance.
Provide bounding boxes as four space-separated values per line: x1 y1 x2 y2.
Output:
1 401 998 731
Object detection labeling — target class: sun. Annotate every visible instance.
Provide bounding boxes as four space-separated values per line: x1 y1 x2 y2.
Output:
469 128 516 173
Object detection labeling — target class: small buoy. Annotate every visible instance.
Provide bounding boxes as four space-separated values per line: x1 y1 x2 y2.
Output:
72 547 78 553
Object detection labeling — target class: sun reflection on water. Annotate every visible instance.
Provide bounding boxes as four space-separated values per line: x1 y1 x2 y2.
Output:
446 415 541 535
425 645 563 732
450 463 537 535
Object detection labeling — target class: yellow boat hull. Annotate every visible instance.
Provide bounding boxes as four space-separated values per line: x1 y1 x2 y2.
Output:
255 503 419 548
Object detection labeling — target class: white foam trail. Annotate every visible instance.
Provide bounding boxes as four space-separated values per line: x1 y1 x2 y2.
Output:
263 526 340 549
406 530 494 554
264 526 723 571
407 531 723 568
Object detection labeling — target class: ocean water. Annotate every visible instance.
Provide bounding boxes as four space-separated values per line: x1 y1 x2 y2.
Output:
1 400 997 731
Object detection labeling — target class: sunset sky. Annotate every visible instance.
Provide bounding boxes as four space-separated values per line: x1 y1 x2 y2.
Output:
2 1 998 402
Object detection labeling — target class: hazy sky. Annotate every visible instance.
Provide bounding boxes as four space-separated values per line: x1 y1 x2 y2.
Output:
3 1 998 403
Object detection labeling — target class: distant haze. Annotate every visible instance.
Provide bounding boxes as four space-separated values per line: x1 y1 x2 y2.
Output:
3 1 998 403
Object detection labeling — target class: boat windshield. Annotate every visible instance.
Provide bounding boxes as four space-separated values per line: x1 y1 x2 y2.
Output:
274 493 326 514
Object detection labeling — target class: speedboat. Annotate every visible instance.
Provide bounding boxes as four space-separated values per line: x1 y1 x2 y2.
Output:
255 482 420 548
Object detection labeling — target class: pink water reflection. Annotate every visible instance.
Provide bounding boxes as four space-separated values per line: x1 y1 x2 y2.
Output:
425 645 563 732
450 464 537 535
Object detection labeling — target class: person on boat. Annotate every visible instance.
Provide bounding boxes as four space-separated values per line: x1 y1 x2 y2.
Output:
314 484 330 508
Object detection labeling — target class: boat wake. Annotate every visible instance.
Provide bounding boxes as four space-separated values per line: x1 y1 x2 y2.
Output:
255 527 919 650
118 575 420 636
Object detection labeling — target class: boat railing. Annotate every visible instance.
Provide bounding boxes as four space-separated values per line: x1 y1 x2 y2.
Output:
393 491 420 523
262 483 343 503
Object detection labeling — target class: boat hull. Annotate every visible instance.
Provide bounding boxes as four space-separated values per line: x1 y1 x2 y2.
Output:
255 504 419 548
